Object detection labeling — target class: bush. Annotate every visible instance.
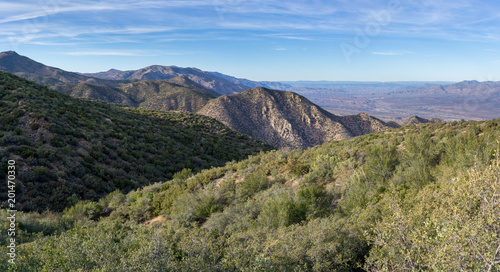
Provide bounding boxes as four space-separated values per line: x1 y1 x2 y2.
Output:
258 192 307 228
194 194 221 222
173 168 193 180
30 123 40 130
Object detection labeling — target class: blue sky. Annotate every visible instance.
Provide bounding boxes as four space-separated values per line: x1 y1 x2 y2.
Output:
1 0 500 81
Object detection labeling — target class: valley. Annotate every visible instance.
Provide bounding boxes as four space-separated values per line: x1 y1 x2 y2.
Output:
2 1 500 270
0 51 499 271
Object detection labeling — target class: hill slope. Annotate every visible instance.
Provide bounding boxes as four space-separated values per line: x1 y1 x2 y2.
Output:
401 115 444 126
166 75 221 97
52 78 218 112
6 117 500 271
119 79 217 112
0 71 272 212
53 83 134 105
198 87 398 149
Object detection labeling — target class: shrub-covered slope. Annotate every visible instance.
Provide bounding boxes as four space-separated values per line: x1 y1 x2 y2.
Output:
53 78 219 113
119 79 217 112
0 71 272 212
5 117 500 271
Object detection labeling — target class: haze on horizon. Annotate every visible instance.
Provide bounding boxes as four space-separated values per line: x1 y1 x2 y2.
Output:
1 0 500 82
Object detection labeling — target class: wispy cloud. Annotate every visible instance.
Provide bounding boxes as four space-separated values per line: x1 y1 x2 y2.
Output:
372 51 414 56
213 0 337 16
3 0 500 45
0 0 213 24
259 33 314 41
65 50 157 56
64 49 198 56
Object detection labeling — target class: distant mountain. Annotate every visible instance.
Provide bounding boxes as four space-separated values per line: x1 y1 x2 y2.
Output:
0 51 246 97
284 80 454 90
198 87 398 149
402 116 444 126
0 52 223 112
0 71 271 212
85 66 249 95
0 51 90 85
389 80 500 96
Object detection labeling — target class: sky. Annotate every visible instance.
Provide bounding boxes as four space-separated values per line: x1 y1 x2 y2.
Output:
1 0 500 81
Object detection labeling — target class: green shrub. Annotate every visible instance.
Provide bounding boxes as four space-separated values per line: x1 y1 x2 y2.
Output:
173 168 193 180
30 123 40 130
258 192 307 228
237 171 270 200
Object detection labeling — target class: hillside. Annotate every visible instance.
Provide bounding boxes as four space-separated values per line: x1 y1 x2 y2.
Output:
166 75 221 97
198 87 398 149
4 117 499 271
52 78 218 112
53 83 134 105
84 65 249 95
119 79 217 112
0 71 272 212
401 115 444 126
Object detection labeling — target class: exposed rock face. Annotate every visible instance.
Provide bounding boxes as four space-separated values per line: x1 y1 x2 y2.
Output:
198 87 398 149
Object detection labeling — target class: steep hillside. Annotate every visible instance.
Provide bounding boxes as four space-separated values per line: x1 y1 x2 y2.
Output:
85 65 249 95
53 83 134 105
166 75 221 97
6 118 500 271
198 87 398 149
52 78 218 112
0 71 272 212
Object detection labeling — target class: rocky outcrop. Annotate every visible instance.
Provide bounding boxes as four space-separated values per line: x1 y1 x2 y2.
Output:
198 87 398 149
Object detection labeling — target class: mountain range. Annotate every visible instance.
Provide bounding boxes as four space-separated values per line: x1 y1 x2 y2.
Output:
0 71 271 212
0 51 404 149
2 51 500 271
290 80 500 122
83 65 248 95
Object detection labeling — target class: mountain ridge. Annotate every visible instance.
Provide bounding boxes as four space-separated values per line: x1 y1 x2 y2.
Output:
84 65 249 95
0 52 405 148
198 87 399 149
0 71 271 212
